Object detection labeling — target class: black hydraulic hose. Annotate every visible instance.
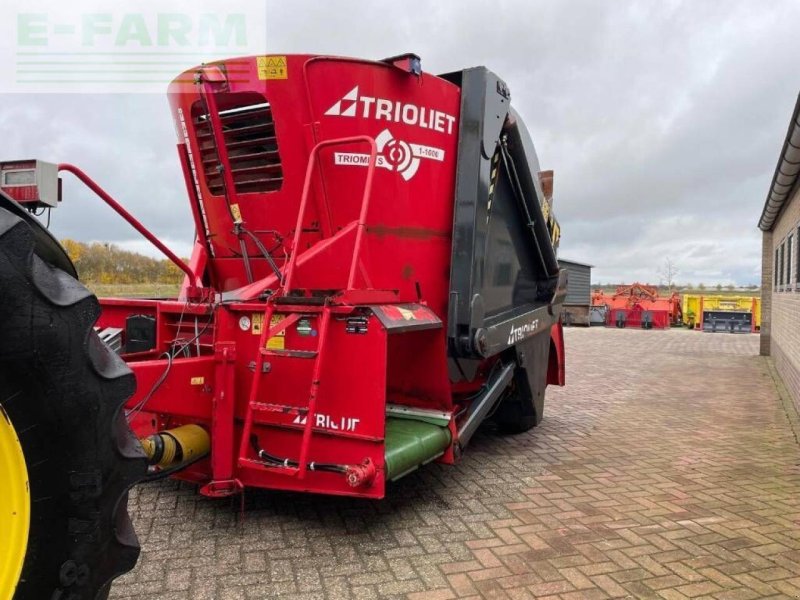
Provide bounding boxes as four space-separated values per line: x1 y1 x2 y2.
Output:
249 435 347 473
237 231 254 283
241 226 284 284
144 452 208 481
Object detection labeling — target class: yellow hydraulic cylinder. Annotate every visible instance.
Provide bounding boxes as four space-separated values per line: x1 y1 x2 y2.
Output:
140 424 210 468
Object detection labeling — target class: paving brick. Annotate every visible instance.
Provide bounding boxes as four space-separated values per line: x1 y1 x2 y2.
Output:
109 329 800 600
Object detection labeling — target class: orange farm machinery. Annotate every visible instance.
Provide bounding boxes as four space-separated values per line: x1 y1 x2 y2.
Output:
591 283 682 329
0 53 566 599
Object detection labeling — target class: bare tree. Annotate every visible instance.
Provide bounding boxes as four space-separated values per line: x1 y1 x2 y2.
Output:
657 257 679 293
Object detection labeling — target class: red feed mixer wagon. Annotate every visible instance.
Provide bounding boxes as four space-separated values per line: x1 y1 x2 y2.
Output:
0 53 565 599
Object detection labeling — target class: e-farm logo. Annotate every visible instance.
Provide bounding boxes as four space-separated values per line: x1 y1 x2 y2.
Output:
4 2 267 93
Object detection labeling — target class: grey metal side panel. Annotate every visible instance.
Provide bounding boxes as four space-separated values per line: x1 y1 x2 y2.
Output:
559 262 591 305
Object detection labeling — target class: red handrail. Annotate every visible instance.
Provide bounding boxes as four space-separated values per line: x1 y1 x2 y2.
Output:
282 136 377 293
58 163 202 288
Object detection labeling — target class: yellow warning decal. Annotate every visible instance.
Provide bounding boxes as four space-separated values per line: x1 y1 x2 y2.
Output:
266 315 285 350
252 313 263 335
257 56 288 80
230 203 242 224
190 377 204 385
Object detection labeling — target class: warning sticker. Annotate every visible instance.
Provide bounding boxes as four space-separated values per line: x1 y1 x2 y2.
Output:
251 313 263 335
266 315 285 350
230 203 243 224
257 56 288 80
396 307 415 321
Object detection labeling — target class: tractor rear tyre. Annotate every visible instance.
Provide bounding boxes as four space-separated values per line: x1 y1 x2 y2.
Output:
0 205 147 600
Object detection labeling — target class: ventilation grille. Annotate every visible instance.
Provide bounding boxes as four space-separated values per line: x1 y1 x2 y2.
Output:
194 101 283 195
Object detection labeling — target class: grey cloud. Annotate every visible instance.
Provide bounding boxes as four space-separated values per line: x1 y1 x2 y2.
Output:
2 0 797 284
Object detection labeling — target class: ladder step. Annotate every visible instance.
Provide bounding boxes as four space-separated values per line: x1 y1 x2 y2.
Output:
249 402 308 416
260 348 318 359
238 458 299 476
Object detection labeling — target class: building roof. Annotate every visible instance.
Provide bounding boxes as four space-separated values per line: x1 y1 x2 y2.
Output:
759 92 800 232
558 257 594 268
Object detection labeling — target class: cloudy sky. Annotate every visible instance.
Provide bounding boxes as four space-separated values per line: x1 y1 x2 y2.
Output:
2 0 798 286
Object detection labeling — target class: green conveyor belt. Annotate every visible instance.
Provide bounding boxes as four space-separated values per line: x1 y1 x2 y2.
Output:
384 417 452 481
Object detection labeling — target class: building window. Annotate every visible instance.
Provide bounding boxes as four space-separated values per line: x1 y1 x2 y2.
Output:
788 235 794 288
796 227 800 285
776 247 780 289
780 242 785 288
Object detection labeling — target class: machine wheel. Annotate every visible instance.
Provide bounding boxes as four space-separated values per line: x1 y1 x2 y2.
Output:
0 205 147 600
494 335 549 434
493 381 541 433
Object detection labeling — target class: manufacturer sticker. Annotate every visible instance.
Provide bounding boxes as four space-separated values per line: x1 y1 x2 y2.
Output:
334 128 444 181
507 317 540 345
293 412 360 432
190 376 205 385
325 85 456 135
257 56 287 80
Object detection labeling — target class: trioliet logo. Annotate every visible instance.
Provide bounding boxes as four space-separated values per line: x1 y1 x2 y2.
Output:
507 318 540 345
325 85 456 135
293 412 360 432
333 128 445 181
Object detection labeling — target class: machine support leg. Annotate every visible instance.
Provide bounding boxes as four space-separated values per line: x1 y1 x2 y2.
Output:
201 342 241 497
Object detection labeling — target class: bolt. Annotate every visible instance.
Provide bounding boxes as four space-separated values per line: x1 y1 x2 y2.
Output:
59 561 77 586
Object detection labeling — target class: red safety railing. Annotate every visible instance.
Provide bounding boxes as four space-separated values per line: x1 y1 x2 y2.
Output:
282 136 378 294
58 164 202 289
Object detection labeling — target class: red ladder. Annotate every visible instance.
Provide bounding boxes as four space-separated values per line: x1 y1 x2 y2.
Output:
236 136 375 479
236 304 332 479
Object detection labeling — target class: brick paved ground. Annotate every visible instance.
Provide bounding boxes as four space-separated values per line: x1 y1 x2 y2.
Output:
112 328 800 600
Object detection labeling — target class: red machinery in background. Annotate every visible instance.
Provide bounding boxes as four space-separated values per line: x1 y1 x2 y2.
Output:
592 283 681 329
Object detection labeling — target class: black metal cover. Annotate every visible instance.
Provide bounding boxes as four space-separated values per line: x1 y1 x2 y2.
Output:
441 67 565 364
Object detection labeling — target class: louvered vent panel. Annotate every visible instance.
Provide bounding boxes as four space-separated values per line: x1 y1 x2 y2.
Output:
194 101 283 195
